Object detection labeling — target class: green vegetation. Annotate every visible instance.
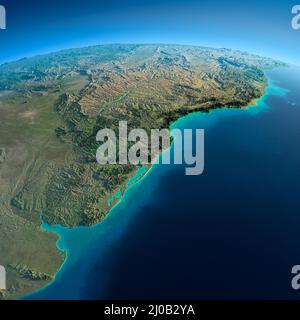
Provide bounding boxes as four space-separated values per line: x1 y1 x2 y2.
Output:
0 44 285 299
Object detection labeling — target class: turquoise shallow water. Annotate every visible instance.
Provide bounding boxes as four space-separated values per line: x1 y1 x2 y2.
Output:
26 66 300 299
107 166 148 207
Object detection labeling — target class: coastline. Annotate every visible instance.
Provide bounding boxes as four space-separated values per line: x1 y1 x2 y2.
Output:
23 67 288 300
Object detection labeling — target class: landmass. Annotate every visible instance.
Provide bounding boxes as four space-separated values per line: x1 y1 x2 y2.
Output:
0 44 285 299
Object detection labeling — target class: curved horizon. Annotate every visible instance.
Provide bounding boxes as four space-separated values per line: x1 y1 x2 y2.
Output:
0 0 299 65
0 42 293 68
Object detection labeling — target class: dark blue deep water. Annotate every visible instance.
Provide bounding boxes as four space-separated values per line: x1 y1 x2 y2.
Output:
28 66 300 300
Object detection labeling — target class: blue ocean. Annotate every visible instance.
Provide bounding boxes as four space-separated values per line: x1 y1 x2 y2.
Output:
26 66 300 300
